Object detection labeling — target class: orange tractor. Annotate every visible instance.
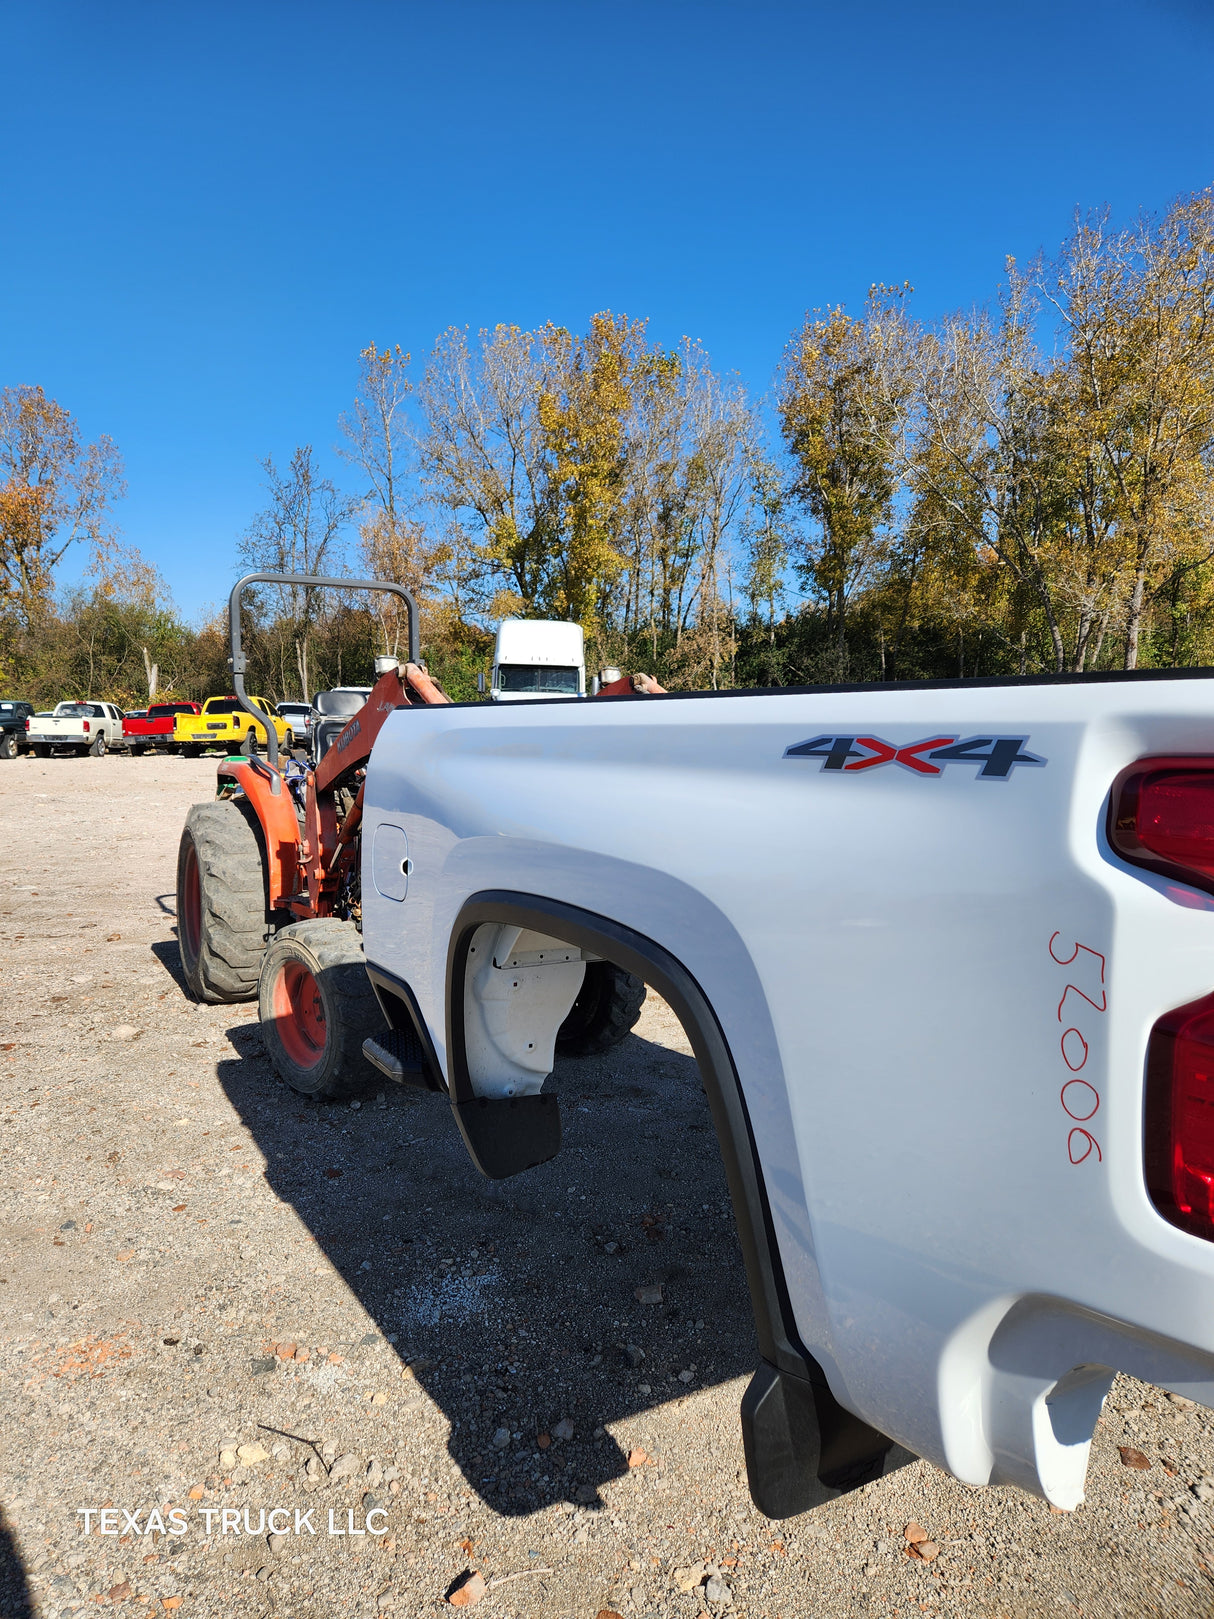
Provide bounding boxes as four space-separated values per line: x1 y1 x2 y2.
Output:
176 571 648 1100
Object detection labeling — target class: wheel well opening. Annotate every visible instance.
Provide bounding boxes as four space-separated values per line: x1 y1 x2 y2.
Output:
443 892 902 1515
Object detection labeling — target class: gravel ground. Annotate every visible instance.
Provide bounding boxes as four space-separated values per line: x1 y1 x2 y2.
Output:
3 752 1214 1619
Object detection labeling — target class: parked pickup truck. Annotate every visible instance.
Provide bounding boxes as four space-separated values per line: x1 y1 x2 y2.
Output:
350 672 1214 1518
27 700 127 757
0 699 34 760
123 701 202 754
175 695 295 757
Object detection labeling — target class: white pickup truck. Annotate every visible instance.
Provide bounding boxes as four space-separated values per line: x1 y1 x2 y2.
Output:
353 672 1214 1519
27 700 128 757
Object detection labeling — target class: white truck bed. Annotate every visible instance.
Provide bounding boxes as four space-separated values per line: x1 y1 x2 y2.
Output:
358 671 1214 1515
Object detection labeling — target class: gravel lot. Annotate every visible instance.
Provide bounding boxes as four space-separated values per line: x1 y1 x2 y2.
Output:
3 752 1214 1619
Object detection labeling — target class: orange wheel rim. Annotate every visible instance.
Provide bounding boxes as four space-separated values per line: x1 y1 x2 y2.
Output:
273 959 326 1067
181 842 202 963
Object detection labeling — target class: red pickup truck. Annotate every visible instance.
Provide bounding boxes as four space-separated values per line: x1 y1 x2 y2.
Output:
123 702 201 754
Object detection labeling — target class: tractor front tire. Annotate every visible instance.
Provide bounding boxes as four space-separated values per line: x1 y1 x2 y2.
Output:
556 962 647 1056
177 798 275 1002
258 920 385 1099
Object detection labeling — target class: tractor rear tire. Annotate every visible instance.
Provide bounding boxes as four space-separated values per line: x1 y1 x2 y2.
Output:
556 962 647 1056
176 798 275 1003
258 920 385 1099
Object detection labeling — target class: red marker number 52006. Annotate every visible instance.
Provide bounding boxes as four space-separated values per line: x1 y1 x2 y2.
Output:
1048 932 1106 1165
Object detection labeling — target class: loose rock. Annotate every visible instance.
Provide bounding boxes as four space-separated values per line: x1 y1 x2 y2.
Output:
674 1562 707 1594
447 1570 487 1607
1119 1446 1151 1469
552 1417 575 1441
329 1452 361 1479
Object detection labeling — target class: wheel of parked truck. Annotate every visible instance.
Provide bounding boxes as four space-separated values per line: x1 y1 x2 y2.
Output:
88 733 106 758
32 743 50 759
556 962 647 1056
257 919 385 1099
0 733 17 761
182 743 202 758
176 797 277 1002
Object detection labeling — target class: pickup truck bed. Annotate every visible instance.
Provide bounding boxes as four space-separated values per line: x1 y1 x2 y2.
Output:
124 702 201 751
358 669 1214 1515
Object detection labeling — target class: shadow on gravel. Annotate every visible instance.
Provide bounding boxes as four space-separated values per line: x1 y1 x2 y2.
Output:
150 937 187 990
0 1510 35 1618
212 1001 756 1517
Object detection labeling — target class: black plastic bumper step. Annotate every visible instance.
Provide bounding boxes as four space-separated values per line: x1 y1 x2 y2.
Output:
363 1026 428 1087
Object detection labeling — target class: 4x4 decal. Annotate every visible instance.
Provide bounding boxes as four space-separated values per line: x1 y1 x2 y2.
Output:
785 733 1047 780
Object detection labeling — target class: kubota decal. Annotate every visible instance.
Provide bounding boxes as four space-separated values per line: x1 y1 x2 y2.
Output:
784 733 1047 780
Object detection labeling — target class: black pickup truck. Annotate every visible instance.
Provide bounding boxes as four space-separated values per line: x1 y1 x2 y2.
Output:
0 700 33 760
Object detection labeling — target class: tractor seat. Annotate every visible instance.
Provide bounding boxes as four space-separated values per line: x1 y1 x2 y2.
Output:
310 687 372 764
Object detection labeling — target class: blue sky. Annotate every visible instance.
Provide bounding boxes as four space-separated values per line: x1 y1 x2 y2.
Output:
3 0 1214 620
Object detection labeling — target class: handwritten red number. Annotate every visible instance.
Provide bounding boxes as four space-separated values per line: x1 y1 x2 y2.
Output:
1061 1028 1089 1071
1061 1078 1100 1121
1050 933 1105 1165
1057 982 1108 1022
1048 932 1106 982
1068 1128 1103 1164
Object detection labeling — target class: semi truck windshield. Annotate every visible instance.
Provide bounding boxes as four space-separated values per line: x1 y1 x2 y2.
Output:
497 664 580 694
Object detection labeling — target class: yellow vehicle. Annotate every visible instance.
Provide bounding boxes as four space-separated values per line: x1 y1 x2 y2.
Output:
175 694 295 758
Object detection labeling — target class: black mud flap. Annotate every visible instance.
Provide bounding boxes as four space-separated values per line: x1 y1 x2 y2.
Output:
741 1359 911 1518
451 1093 562 1180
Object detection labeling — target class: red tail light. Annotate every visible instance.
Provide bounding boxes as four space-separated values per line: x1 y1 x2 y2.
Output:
1147 994 1214 1240
83 720 90 732
1109 757 1214 896
24 718 30 731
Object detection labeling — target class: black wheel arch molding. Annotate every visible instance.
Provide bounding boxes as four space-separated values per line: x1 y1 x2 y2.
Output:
437 889 905 1515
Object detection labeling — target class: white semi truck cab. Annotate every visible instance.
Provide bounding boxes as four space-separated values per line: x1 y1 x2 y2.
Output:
489 618 585 701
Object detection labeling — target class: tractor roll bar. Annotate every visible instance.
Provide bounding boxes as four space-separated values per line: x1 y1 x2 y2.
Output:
227 571 420 778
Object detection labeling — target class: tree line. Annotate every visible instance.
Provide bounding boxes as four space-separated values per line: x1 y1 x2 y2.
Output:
4 189 1214 707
